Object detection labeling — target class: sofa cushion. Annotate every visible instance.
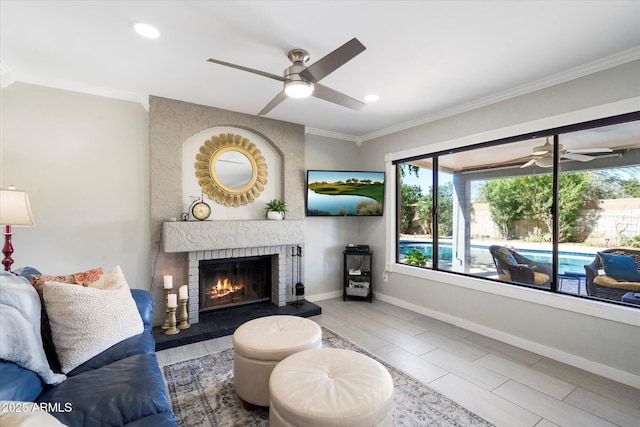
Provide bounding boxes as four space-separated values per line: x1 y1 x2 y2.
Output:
36 353 175 427
67 332 156 377
593 274 640 291
43 266 143 374
498 271 550 286
0 361 43 402
598 252 640 282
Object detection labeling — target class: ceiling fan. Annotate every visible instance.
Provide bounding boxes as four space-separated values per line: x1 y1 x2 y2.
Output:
520 138 613 168
206 38 366 116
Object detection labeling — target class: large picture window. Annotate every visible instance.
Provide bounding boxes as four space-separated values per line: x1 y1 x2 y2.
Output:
396 114 640 306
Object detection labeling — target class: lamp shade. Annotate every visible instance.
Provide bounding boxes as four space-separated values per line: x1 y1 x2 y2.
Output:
0 188 35 226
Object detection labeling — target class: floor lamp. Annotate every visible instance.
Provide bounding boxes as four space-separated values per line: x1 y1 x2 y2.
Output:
0 187 35 272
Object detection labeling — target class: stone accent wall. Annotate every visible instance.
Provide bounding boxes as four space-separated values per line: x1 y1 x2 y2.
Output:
149 96 305 326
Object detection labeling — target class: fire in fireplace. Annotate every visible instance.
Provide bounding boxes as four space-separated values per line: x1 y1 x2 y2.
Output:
199 255 272 311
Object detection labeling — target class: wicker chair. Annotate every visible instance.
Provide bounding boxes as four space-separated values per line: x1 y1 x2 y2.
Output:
583 248 640 300
489 245 552 287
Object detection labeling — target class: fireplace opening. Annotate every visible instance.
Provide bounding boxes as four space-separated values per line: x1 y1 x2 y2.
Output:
199 255 272 311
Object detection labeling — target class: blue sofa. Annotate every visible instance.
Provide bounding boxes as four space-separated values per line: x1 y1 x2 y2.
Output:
0 268 177 426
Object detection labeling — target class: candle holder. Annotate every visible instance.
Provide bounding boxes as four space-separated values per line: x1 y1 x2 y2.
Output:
161 288 172 330
178 298 190 330
165 306 180 335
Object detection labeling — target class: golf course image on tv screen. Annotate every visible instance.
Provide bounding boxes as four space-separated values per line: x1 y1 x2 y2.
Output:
306 170 385 216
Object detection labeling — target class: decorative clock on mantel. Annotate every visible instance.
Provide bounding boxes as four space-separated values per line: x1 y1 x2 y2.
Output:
188 195 211 221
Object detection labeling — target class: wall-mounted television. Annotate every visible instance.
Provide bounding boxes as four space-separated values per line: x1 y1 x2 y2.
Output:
306 170 385 217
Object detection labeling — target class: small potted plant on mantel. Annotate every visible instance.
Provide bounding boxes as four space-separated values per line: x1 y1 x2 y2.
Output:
265 199 287 220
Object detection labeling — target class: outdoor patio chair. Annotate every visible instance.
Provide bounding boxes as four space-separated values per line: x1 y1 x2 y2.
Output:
583 248 640 301
489 245 552 287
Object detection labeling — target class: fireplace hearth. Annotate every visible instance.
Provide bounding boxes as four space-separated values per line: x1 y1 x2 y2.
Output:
200 255 272 311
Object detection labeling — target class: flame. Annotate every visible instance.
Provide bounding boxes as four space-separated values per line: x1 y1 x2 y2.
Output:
207 277 244 301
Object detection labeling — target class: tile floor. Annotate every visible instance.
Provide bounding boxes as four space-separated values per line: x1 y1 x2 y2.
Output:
157 298 639 427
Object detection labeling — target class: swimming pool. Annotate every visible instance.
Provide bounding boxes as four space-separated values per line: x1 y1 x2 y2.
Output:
399 241 596 275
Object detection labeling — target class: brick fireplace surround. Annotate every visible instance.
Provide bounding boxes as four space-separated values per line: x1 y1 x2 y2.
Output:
163 219 304 324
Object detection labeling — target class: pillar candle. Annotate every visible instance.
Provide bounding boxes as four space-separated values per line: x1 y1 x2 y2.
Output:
163 275 173 289
167 293 177 308
179 285 188 300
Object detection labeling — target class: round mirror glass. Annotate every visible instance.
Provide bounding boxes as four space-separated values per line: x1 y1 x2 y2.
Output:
214 150 253 189
195 133 268 207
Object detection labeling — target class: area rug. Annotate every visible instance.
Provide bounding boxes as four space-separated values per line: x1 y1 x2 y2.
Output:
163 327 494 426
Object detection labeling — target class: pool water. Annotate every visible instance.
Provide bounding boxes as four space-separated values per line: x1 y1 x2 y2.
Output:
399 241 595 275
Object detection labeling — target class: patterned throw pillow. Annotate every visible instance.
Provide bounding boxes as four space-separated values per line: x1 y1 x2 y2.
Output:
496 247 518 266
43 266 143 374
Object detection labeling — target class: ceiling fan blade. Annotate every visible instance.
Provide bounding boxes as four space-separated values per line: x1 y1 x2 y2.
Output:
562 152 594 162
520 158 536 168
566 147 613 154
257 91 288 116
299 38 366 83
312 84 365 111
206 58 285 82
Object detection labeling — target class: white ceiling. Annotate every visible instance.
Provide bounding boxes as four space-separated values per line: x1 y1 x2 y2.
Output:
1 1 639 141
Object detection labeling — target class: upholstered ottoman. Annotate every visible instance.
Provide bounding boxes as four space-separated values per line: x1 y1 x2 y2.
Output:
233 315 322 407
269 348 394 427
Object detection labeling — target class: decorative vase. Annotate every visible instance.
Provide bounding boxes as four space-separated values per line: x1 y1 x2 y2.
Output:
267 210 284 220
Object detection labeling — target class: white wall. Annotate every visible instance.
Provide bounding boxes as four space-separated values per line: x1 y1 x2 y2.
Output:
1 83 150 288
304 134 368 299
358 60 640 387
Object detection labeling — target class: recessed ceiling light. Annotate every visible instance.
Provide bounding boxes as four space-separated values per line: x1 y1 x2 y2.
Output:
364 94 379 103
134 23 160 39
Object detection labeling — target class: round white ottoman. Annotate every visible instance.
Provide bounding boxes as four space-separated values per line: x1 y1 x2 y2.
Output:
269 348 394 427
233 315 322 407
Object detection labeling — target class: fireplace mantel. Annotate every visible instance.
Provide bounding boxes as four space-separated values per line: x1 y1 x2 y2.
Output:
163 220 304 253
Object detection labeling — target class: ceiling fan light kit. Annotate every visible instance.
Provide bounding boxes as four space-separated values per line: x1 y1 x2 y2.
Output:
284 79 314 98
531 145 551 156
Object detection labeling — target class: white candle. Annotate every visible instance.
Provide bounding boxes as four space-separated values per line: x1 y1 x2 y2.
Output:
179 285 188 300
167 293 177 308
163 275 173 289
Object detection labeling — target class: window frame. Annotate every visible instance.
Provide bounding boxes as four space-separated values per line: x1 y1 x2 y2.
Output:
383 98 640 325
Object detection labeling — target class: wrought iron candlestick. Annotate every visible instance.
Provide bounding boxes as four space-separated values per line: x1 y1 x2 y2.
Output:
161 288 171 330
178 298 190 329
165 306 179 335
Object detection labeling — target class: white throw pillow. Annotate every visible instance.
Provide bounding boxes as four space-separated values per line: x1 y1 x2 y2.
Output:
43 266 143 374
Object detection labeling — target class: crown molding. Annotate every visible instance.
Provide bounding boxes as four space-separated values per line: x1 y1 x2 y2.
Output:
358 46 640 143
7 71 150 111
305 127 362 146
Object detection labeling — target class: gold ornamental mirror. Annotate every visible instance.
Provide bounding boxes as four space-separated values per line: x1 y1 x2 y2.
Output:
194 133 268 207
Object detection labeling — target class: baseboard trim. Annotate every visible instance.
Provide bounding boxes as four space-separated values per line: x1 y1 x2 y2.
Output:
307 290 342 302
370 292 639 389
